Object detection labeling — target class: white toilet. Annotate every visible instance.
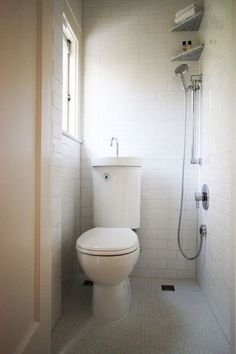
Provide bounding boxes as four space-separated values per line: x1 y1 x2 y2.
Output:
76 156 141 322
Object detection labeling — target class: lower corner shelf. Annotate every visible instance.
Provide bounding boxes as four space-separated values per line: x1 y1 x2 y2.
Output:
171 44 204 61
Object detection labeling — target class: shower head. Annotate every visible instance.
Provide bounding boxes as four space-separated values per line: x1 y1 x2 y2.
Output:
175 64 188 76
175 64 188 92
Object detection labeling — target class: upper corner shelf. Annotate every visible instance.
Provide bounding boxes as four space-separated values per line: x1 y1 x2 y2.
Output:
171 11 204 32
171 44 204 61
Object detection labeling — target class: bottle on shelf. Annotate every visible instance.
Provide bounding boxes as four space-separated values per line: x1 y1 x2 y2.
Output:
182 40 187 51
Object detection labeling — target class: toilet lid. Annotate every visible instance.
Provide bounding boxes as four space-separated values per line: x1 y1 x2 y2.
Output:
76 228 139 256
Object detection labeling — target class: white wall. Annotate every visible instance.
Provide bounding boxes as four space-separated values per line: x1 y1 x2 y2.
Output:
81 0 202 278
232 1 236 351
61 136 80 298
197 0 232 342
51 0 82 328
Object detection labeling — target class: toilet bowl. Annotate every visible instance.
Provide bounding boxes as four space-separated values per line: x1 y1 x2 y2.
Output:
76 227 140 322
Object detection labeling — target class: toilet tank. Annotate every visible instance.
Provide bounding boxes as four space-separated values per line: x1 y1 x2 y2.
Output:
92 157 141 229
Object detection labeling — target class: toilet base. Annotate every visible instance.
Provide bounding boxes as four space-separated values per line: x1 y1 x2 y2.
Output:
93 278 131 322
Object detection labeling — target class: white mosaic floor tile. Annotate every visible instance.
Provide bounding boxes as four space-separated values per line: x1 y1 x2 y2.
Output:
52 277 230 354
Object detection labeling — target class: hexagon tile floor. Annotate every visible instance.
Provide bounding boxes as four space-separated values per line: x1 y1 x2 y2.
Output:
52 277 231 354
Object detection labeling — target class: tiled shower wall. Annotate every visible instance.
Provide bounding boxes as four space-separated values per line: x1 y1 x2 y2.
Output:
197 0 232 341
51 0 82 328
81 0 201 278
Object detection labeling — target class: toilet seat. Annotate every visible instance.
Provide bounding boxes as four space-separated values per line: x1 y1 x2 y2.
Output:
76 227 139 256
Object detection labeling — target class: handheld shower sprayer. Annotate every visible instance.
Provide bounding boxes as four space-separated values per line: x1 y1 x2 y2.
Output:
175 64 189 92
175 63 204 261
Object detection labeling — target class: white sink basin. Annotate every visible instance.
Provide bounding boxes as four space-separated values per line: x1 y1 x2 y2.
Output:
92 156 141 167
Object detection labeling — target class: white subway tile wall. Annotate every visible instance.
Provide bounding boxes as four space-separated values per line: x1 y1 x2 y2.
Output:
198 0 232 341
51 0 82 328
81 0 201 278
61 134 80 299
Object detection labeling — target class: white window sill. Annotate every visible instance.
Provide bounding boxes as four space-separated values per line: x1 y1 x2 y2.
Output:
62 131 83 144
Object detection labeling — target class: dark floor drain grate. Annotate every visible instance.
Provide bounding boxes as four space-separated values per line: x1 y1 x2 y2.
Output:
162 285 175 291
83 280 93 286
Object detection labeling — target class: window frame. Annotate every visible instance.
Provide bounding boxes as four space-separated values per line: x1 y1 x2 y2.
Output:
62 1 82 142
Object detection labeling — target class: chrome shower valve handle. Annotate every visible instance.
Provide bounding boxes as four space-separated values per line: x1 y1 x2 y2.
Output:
195 193 201 209
195 192 206 208
195 184 209 210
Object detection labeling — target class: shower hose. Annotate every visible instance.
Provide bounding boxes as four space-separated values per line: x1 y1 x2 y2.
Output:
177 91 203 260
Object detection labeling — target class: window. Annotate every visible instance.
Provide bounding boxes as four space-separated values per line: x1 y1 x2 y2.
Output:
62 12 81 140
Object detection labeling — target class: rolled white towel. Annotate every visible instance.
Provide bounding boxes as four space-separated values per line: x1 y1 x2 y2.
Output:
175 7 198 24
175 4 198 18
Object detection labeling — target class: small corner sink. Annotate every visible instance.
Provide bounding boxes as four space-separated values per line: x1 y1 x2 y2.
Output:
92 156 141 167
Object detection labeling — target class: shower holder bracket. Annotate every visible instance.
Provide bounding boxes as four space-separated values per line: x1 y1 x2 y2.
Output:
190 157 202 165
189 73 202 91
191 73 202 82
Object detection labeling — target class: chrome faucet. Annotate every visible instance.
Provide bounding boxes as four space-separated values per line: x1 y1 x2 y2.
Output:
110 137 119 157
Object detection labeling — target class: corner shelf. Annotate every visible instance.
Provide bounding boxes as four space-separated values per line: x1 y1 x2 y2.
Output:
171 44 204 61
171 11 204 32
